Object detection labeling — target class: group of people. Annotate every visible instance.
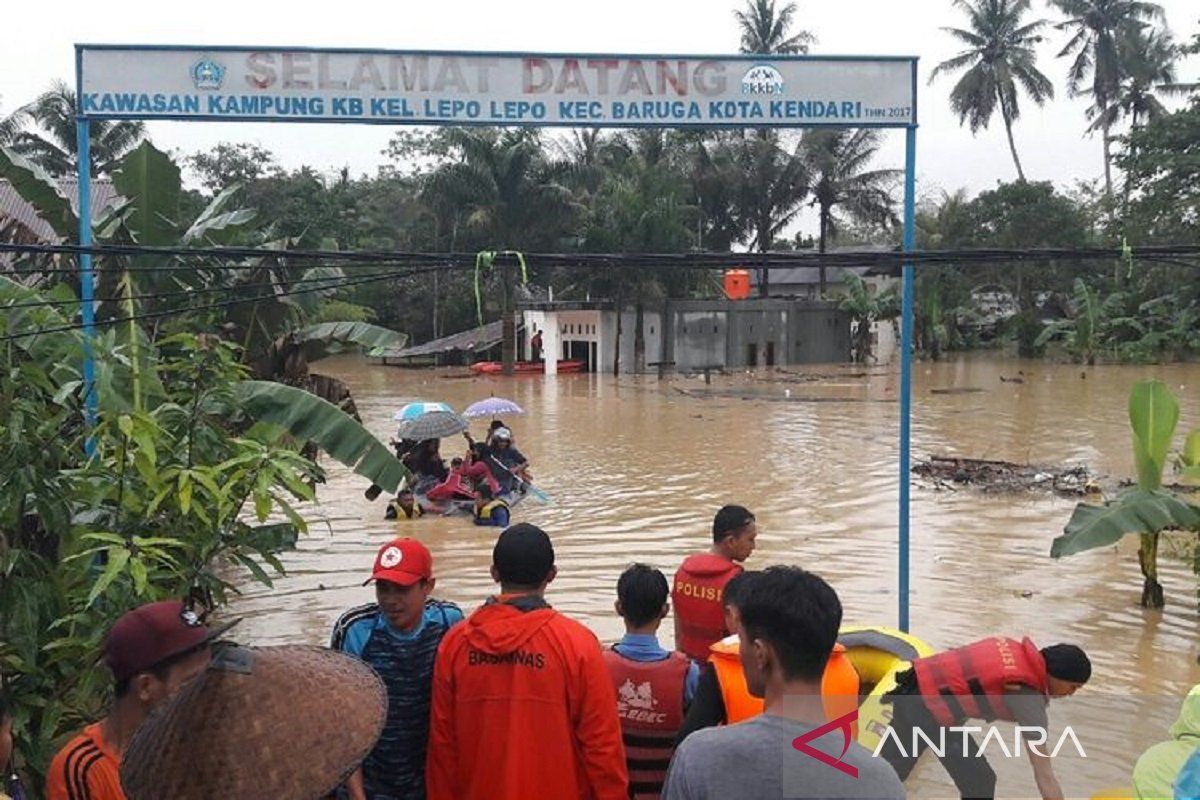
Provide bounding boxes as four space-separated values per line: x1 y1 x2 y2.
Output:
386 423 531 527
32 503 1131 800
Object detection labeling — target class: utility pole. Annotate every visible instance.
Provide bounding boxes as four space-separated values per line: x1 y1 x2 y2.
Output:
500 255 516 376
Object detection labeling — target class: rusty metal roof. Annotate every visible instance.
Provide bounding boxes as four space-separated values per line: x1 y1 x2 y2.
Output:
0 177 118 242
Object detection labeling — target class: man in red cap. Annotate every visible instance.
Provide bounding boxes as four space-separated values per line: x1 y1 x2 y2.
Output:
46 599 235 800
331 537 462 800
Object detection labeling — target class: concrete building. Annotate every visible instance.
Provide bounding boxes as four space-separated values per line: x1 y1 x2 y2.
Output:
749 250 901 364
520 297 850 374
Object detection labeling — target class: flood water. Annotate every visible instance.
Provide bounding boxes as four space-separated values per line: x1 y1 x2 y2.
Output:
228 354 1200 797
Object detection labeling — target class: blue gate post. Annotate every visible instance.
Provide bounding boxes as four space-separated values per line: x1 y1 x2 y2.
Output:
898 125 917 632
75 118 98 456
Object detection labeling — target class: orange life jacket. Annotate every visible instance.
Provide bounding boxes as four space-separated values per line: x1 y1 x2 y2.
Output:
671 554 742 661
708 637 860 735
912 636 1049 726
602 648 689 800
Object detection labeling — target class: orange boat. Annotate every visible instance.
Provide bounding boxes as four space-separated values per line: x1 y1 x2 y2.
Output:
470 360 585 374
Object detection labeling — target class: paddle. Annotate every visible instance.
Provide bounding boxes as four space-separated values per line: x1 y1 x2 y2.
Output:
490 458 552 504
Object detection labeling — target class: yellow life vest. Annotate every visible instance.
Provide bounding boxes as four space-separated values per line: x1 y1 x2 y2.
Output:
476 498 509 520
389 498 423 519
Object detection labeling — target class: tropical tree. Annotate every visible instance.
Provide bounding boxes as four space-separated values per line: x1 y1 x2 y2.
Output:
1116 101 1200 244
0 142 410 491
735 0 816 54
0 103 26 146
423 128 579 370
1051 0 1167 194
801 128 900 292
930 0 1055 181
581 131 699 371
1087 27 1181 135
838 272 900 363
10 81 146 177
736 130 811 257
1051 380 1200 610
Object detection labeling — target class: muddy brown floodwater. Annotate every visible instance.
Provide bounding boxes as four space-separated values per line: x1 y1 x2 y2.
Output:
228 354 1200 798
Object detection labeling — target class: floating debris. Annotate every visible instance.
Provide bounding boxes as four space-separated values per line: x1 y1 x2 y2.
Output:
930 387 985 395
913 455 1101 497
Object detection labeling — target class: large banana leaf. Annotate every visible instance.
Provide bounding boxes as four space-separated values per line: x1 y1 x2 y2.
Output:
296 321 409 361
1050 487 1200 558
234 380 408 492
112 141 181 247
1182 431 1200 484
0 146 79 239
1129 380 1179 491
182 184 257 245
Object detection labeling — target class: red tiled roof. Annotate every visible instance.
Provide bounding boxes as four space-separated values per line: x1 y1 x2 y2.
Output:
0 177 118 242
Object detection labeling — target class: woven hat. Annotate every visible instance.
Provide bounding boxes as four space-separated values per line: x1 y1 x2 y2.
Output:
120 644 386 800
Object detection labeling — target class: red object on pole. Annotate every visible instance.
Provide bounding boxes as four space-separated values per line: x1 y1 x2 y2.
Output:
723 269 751 300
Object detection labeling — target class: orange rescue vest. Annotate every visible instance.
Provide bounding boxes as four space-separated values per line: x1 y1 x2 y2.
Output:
708 636 860 735
912 636 1049 726
672 554 742 661
602 648 689 800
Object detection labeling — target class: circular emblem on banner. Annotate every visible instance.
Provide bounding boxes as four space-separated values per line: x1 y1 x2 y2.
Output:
741 64 785 96
380 546 404 569
190 57 227 91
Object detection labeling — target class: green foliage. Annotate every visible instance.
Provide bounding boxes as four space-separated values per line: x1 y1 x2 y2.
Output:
930 0 1054 180
836 272 900 363
1050 487 1200 557
234 380 409 493
296 321 407 361
1129 379 1179 490
0 326 321 792
310 299 378 324
0 145 79 239
1117 103 1200 244
1050 380 1200 610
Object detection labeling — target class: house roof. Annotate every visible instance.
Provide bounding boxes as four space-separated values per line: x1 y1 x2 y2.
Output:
375 318 523 359
747 244 900 287
0 177 119 242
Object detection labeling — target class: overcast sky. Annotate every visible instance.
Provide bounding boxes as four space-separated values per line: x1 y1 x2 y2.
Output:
2 0 1196 229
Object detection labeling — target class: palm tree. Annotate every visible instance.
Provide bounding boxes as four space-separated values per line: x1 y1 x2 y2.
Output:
802 129 901 293
1050 0 1166 195
735 0 815 295
735 0 816 54
736 131 810 254
0 103 27 146
422 128 578 372
930 0 1055 182
11 81 146 176
1086 27 1180 134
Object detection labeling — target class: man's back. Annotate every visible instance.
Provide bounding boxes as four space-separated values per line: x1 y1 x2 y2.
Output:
663 715 904 800
426 596 628 800
46 723 124 800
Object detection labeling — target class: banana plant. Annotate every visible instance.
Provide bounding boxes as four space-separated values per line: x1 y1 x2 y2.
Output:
1050 380 1200 609
1 142 408 489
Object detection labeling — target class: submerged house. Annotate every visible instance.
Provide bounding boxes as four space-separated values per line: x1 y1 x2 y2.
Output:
518 296 851 374
749 246 902 364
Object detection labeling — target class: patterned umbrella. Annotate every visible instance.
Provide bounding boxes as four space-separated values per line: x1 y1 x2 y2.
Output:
463 397 525 419
396 410 470 440
393 401 453 422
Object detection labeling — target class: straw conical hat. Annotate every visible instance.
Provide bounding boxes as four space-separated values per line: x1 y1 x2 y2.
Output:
120 644 386 800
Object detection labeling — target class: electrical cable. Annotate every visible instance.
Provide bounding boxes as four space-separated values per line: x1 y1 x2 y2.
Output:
0 267 431 343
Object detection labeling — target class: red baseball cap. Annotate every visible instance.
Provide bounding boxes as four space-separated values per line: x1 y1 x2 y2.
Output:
366 538 433 587
104 600 239 684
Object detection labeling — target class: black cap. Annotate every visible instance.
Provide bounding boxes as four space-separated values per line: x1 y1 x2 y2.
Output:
493 523 555 586
1041 644 1092 683
713 504 756 540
